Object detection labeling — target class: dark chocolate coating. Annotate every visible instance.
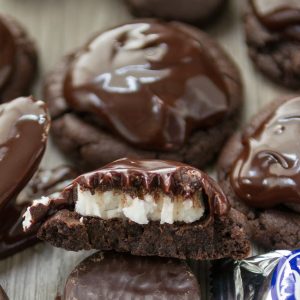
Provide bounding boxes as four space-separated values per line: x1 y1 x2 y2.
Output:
125 0 227 25
231 96 300 208
64 20 229 151
0 166 76 260
45 20 243 171
0 97 50 212
0 96 49 259
78 158 229 216
0 15 37 102
218 96 300 250
0 285 8 300
25 158 230 231
64 251 201 300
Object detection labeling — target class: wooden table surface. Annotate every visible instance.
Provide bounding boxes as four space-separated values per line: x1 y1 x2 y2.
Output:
0 0 292 299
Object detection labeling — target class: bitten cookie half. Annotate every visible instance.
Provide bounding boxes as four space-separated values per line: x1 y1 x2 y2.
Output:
23 158 250 260
44 19 243 171
218 95 300 250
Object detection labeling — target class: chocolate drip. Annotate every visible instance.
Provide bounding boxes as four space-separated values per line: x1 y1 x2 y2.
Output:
231 96 300 208
24 158 229 231
251 0 300 40
72 158 229 216
64 20 229 151
78 158 189 193
0 18 15 94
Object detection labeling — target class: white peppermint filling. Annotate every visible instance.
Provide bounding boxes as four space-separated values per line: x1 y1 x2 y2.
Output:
75 185 205 225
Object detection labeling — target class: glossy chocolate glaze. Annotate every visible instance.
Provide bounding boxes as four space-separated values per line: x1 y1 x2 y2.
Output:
77 158 227 212
231 96 300 208
0 97 50 259
0 18 15 94
64 20 229 151
0 285 8 300
252 0 300 35
64 251 200 300
0 97 50 212
24 158 229 231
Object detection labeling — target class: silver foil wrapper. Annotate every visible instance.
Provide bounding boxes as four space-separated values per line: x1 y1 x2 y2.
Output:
212 250 300 300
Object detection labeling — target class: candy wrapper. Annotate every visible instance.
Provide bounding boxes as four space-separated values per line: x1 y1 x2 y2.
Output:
212 249 300 299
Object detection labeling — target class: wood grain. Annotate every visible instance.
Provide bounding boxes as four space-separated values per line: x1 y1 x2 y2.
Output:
0 0 292 299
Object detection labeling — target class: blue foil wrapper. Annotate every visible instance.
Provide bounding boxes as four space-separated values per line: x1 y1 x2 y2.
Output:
212 250 300 299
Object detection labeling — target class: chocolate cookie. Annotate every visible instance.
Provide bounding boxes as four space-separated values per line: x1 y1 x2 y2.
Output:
0 97 50 259
218 95 300 250
244 1 300 88
0 15 38 102
24 158 250 260
63 251 201 300
0 97 75 260
125 0 227 25
44 20 243 171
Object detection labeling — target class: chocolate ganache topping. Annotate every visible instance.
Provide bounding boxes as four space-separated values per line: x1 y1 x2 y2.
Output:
252 0 300 38
64 20 229 151
0 18 16 93
231 96 300 208
23 158 229 231
74 158 229 217
0 97 50 212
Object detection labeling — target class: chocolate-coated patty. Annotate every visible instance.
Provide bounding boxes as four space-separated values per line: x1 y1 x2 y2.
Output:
44 20 243 171
218 95 300 250
63 251 201 300
125 0 227 25
244 0 300 88
0 15 37 102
